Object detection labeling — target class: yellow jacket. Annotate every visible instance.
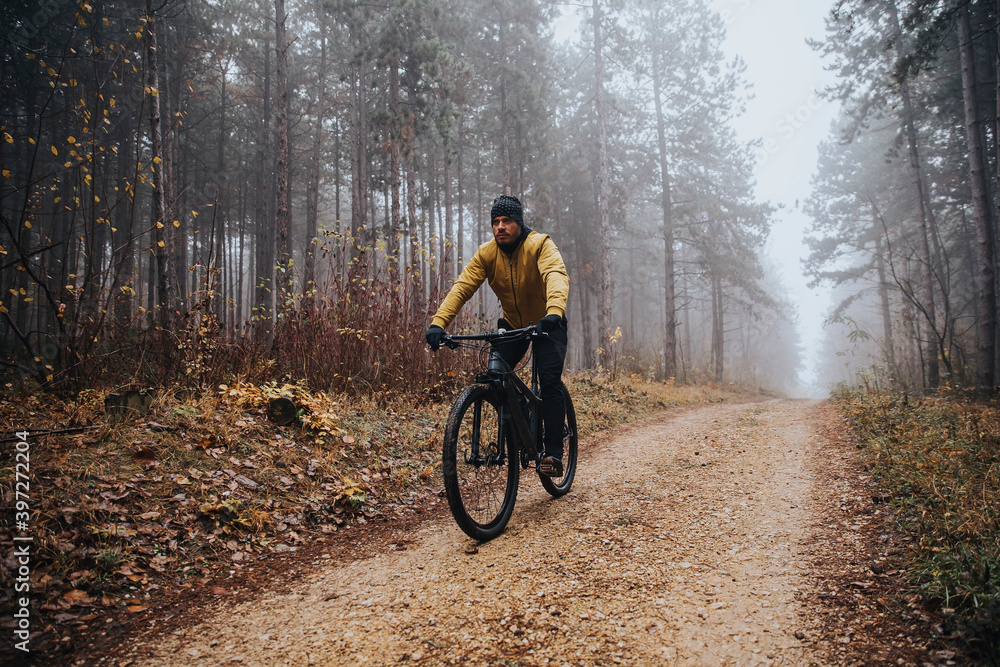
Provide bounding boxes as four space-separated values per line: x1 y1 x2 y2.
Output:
431 231 569 330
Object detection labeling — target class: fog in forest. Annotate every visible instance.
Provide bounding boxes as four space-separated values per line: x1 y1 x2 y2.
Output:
4 0 1000 398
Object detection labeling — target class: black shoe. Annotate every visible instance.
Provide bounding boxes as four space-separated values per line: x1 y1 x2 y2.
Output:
538 455 563 478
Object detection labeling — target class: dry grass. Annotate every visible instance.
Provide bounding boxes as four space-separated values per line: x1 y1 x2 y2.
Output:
833 384 1000 661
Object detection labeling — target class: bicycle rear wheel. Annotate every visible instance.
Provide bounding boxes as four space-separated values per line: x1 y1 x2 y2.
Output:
539 384 578 497
442 385 520 541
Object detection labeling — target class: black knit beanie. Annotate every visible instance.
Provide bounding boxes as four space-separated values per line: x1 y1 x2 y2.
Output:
490 194 524 227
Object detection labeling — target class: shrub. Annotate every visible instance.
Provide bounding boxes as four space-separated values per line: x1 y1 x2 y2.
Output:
834 384 1000 660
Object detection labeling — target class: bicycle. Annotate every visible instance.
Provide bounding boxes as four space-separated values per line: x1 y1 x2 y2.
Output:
438 325 578 541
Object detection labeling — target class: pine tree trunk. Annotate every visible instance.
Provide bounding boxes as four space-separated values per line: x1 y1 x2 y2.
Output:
476 157 486 324
457 124 465 272
388 57 401 285
499 22 511 195
254 36 275 346
593 0 613 370
112 127 137 326
146 0 176 340
215 62 229 325
712 277 724 383
443 149 453 283
651 58 676 380
274 0 291 307
407 149 420 320
874 234 897 373
958 3 998 388
304 13 328 300
350 62 369 255
236 177 246 332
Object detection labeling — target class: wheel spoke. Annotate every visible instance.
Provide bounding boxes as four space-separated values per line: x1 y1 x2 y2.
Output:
442 386 519 539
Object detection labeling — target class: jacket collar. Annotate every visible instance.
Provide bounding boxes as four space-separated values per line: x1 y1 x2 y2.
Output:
496 227 532 255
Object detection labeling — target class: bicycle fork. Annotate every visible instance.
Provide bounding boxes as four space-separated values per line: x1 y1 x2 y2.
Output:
464 397 505 467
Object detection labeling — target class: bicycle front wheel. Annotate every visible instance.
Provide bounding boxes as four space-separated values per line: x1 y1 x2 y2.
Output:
442 385 520 541
539 384 578 497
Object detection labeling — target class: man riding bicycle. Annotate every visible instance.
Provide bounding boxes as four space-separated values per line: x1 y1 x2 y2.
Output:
426 194 570 477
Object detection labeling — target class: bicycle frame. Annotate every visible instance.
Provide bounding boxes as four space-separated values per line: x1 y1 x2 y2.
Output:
493 353 541 467
446 327 544 467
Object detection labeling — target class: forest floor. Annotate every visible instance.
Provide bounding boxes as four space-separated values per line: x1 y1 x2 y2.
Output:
48 399 963 666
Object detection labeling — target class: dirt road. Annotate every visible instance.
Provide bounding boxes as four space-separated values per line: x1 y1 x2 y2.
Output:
117 400 892 666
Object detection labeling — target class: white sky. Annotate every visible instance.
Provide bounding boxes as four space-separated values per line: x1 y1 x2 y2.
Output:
555 1 839 394
708 0 839 394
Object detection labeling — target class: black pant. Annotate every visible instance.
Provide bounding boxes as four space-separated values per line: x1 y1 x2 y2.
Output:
495 317 568 458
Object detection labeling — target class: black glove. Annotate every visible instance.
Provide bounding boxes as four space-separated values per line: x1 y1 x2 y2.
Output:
537 314 562 335
426 325 445 350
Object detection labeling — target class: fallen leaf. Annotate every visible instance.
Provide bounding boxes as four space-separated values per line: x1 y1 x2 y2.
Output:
149 555 174 572
62 589 94 606
145 421 174 432
132 446 156 466
233 474 257 490
210 586 227 595
126 605 149 613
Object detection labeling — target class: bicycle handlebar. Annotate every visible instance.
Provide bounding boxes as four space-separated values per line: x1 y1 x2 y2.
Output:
441 325 541 349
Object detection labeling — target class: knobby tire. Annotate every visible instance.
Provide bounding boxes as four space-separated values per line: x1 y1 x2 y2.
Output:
442 385 519 541
539 383 578 497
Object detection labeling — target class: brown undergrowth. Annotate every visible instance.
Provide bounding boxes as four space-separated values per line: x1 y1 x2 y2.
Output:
833 384 1000 665
0 371 743 663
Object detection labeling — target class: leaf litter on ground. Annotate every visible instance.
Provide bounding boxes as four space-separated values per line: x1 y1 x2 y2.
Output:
0 372 745 661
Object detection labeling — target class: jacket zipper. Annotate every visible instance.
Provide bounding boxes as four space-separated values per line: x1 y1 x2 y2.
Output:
507 248 523 327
